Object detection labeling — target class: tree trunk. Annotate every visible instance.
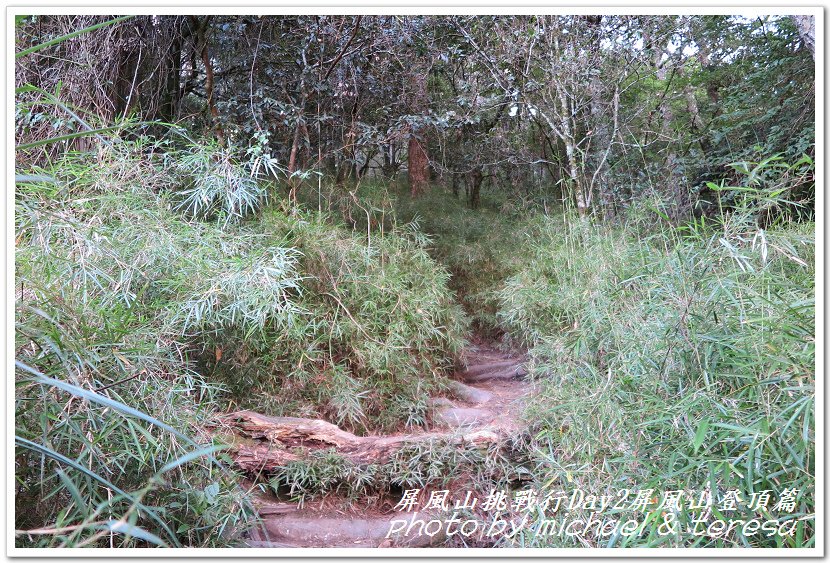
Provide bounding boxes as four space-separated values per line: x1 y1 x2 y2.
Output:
159 19 183 122
586 15 613 218
191 16 223 142
556 83 586 216
468 167 483 209
791 15 815 59
408 62 430 196
220 410 502 472
683 82 711 155
408 133 430 196
382 142 398 178
287 114 303 204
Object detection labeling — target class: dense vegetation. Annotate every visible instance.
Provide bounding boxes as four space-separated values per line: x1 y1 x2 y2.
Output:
15 13 815 549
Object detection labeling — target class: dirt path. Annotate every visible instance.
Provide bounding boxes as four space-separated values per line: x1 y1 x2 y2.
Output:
233 337 534 548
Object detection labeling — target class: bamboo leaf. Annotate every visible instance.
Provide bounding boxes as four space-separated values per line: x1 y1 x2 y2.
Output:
16 16 133 58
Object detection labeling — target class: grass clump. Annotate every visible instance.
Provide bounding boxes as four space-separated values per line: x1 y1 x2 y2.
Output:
15 142 255 547
198 206 468 433
266 435 536 508
495 161 814 547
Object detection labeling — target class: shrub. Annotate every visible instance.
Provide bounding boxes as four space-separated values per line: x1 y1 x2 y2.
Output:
15 143 254 547
197 207 468 433
497 160 814 547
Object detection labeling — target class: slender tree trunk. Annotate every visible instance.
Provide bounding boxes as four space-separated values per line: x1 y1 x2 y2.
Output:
586 15 613 217
408 62 430 196
159 19 183 122
287 111 303 204
357 146 376 179
554 78 586 216
683 81 711 155
114 42 139 119
191 16 223 142
408 133 430 196
650 20 687 220
468 167 483 209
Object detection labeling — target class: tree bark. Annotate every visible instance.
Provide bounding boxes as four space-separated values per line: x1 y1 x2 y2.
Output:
468 166 484 209
159 18 183 122
586 15 613 217
287 112 303 204
408 133 430 196
408 62 430 196
191 16 223 142
220 410 502 473
791 15 815 59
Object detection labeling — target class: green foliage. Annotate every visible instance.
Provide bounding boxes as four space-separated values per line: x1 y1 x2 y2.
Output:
267 435 534 507
173 136 281 225
707 16 815 164
392 187 541 334
202 205 467 432
15 143 254 547
495 159 814 547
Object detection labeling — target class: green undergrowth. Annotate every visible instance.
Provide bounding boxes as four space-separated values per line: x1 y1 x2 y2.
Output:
266 434 535 508
325 182 545 336
496 168 815 546
328 165 814 548
200 205 468 432
15 140 467 545
15 142 254 547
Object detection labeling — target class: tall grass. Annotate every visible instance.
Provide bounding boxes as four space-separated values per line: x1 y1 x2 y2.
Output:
15 141 255 547
495 158 814 547
351 184 545 336
200 206 468 432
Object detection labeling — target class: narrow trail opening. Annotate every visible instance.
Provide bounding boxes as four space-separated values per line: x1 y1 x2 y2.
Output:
218 334 536 548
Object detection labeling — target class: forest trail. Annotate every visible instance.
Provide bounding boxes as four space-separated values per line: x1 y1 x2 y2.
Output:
226 337 534 548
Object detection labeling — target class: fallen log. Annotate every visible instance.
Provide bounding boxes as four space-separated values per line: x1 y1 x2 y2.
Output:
461 359 521 377
225 412 363 448
220 410 502 473
461 365 528 384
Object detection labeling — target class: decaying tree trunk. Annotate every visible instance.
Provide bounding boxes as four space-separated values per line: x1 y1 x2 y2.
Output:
219 410 501 473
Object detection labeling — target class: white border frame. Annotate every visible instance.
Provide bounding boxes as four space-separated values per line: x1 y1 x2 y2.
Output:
5 3 824 559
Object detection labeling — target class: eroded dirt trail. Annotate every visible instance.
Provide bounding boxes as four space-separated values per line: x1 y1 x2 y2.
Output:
435 337 531 434
225 337 534 548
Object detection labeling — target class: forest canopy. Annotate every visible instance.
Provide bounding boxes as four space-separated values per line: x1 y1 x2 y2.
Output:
16 14 815 214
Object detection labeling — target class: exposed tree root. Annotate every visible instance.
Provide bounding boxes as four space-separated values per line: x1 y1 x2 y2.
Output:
223 410 503 472
216 338 533 548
